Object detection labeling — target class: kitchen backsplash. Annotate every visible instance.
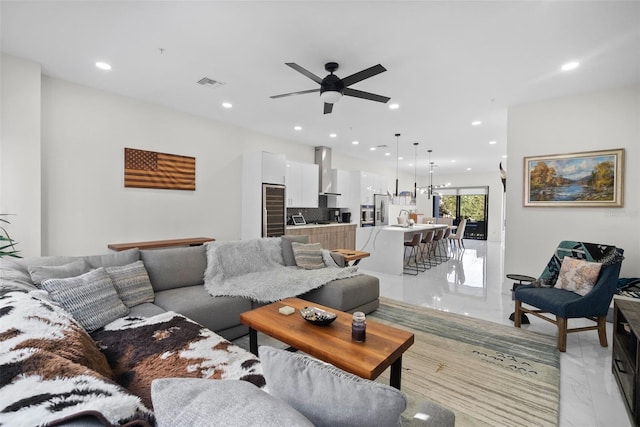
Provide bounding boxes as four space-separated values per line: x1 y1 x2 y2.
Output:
286 195 351 224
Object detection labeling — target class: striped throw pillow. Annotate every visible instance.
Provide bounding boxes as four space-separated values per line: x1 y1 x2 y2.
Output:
106 261 155 307
41 268 129 332
291 242 325 270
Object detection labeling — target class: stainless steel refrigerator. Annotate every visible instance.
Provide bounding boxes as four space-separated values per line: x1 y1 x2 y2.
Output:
374 194 390 226
262 184 286 237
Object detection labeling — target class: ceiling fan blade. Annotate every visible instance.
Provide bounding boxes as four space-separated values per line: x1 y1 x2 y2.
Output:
341 64 387 87
324 103 333 114
286 63 323 84
270 88 320 99
343 88 390 103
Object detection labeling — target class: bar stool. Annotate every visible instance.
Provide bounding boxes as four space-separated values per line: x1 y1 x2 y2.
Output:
419 230 435 269
435 227 452 261
403 233 424 275
430 228 446 265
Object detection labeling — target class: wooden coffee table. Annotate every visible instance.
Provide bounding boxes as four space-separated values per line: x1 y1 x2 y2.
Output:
239 298 414 389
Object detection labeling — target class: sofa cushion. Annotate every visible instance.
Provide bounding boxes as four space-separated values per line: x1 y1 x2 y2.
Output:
291 242 325 270
28 259 91 286
128 302 167 318
84 248 140 268
554 257 602 296
41 268 129 332
302 273 380 313
153 285 252 333
105 260 155 307
259 346 406 427
141 246 207 291
281 235 309 266
151 379 313 427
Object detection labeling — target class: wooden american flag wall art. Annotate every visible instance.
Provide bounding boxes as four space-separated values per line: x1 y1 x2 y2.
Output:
124 148 196 191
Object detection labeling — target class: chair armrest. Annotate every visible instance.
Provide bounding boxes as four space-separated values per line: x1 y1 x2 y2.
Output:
409 401 455 427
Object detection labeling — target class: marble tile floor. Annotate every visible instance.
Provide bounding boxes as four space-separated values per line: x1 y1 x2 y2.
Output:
361 239 631 427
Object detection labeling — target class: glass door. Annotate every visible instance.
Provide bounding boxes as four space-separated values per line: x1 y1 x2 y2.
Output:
435 187 489 240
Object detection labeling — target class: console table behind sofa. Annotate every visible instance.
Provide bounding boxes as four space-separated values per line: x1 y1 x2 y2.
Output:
107 237 215 251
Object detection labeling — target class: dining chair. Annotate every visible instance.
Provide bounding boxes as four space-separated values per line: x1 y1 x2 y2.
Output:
448 218 467 250
513 241 624 352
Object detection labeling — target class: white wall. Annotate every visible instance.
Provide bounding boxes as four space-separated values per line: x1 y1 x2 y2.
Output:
0 54 41 257
34 73 403 256
505 85 640 289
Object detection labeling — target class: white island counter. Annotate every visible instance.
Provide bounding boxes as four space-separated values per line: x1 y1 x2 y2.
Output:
355 224 448 275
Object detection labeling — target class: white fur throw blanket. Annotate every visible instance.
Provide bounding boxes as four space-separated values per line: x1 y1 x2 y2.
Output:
203 239 362 302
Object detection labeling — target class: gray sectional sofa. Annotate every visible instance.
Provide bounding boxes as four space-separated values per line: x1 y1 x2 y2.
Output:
1 239 380 341
0 237 454 426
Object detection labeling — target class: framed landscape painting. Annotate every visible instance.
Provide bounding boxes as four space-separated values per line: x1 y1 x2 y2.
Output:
523 148 624 207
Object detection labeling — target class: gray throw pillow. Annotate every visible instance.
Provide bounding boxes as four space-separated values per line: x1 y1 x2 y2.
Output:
291 242 325 270
281 235 309 266
151 378 314 427
259 346 407 427
105 261 155 307
28 259 90 286
140 246 207 291
41 267 129 332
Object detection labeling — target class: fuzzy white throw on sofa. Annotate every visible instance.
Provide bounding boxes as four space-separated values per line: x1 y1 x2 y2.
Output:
203 239 362 303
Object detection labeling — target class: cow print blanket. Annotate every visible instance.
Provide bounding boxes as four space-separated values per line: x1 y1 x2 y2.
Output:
1 291 265 426
91 310 265 409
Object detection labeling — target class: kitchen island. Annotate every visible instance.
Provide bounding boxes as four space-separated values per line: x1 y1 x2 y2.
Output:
285 222 357 250
355 224 448 275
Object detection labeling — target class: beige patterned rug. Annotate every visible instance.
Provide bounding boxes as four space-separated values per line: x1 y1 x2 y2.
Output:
370 297 560 427
234 297 560 426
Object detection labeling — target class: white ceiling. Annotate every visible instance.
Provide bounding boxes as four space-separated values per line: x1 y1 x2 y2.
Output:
2 1 639 176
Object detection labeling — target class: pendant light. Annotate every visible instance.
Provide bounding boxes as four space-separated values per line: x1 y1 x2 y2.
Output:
428 149 433 199
413 142 419 198
394 133 401 197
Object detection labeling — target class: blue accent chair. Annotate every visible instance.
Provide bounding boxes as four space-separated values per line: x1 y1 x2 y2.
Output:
514 248 624 352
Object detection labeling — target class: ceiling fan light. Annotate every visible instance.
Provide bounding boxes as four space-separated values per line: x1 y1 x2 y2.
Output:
320 90 342 104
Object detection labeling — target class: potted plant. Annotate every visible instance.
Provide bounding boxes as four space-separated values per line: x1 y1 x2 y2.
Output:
0 214 21 258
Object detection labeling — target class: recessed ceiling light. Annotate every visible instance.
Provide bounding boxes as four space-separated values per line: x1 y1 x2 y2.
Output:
489 140 497 145
352 140 359 145
398 156 403 160
466 167 472 171
502 155 508 159
451 159 456 163
561 61 580 72
370 147 376 151
385 152 391 156
222 102 232 109
408 163 413 167
294 126 302 131
329 133 337 138
471 121 482 126
389 103 400 110
95 62 111 70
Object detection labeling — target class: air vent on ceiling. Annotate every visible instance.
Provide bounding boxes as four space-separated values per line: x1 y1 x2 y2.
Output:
197 77 225 89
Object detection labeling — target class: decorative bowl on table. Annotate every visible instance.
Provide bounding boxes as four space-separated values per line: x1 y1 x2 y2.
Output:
300 306 337 326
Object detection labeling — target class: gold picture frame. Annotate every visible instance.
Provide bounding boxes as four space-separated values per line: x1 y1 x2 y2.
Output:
523 148 624 207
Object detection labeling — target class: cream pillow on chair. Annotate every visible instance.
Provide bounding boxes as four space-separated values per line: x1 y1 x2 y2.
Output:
554 257 602 296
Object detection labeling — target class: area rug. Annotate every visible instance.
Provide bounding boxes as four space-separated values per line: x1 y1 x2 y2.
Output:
370 297 560 427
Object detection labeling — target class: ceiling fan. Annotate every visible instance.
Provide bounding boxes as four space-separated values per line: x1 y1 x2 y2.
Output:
270 62 390 114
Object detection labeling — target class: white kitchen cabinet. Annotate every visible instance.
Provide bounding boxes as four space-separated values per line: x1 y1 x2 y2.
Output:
262 151 286 185
327 169 352 208
285 161 318 208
